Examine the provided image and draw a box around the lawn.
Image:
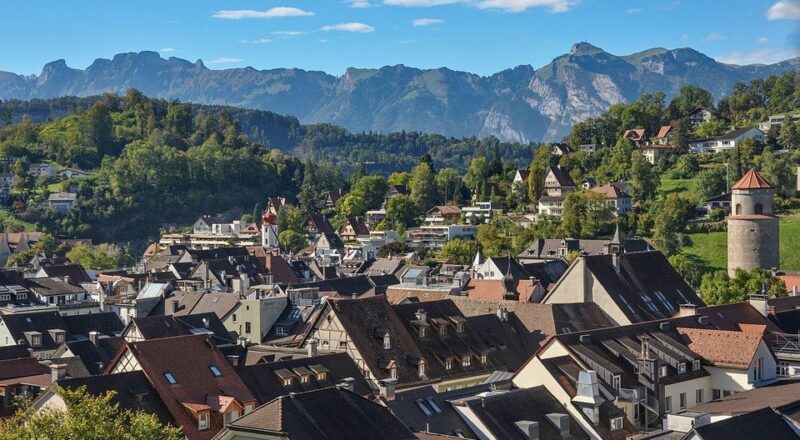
[658,177,695,195]
[682,212,800,272]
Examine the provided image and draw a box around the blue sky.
[1,0,798,76]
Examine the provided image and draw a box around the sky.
[1,0,799,76]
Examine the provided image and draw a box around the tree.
[409,162,439,211]
[335,194,367,218]
[560,190,614,238]
[385,194,419,228]
[693,166,727,200]
[387,172,410,188]
[66,243,132,270]
[279,230,307,253]
[298,159,320,215]
[668,253,704,287]
[438,239,480,265]
[670,154,700,179]
[778,120,800,150]
[435,168,462,205]
[351,175,388,210]
[527,146,554,202]
[666,85,713,121]
[700,268,787,305]
[651,193,695,256]
[694,119,729,138]
[758,146,796,197]
[85,102,115,156]
[0,386,182,440]
[165,101,193,139]
[630,151,658,201]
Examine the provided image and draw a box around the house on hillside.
[537,165,576,218]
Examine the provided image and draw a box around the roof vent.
[579,334,591,344]
[659,322,671,331]
[697,315,710,325]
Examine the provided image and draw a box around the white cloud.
[384,0,578,12]
[208,57,244,64]
[159,48,175,53]
[758,36,769,43]
[625,7,643,14]
[412,17,445,26]
[321,22,375,33]
[702,32,726,42]
[272,31,307,36]
[767,0,800,19]
[212,7,314,20]
[716,47,799,65]
[239,38,272,44]
[348,0,374,7]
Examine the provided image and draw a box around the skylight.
[209,365,222,377]
[164,372,177,384]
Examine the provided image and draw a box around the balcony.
[770,332,800,361]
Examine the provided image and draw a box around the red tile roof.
[590,184,631,200]
[462,279,538,303]
[623,129,646,141]
[656,125,672,138]
[778,275,800,294]
[731,169,772,190]
[677,327,764,369]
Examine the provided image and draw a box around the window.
[275,326,287,336]
[753,357,763,382]
[209,366,222,377]
[164,372,177,385]
[712,389,721,400]
[665,396,672,413]
[232,314,237,322]
[418,327,427,338]
[415,399,433,416]
[224,410,239,426]
[679,393,686,409]
[696,389,704,404]
[244,403,254,414]
[693,359,701,371]
[418,362,426,377]
[610,417,623,431]
[317,371,327,381]
[445,358,453,370]
[245,322,251,334]
[390,367,398,379]
[198,412,209,430]
[438,325,447,336]
[612,375,621,391]
[300,374,310,383]
[282,378,292,386]
[678,362,686,374]
[480,354,488,364]
[722,390,732,398]
[735,204,742,215]
[660,365,668,378]
[778,362,791,376]
[383,334,391,350]
[0,294,9,301]
[338,340,347,350]
[462,355,471,367]
[455,322,464,333]
[55,334,64,343]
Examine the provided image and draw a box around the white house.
[47,192,77,213]
[690,127,765,154]
[590,184,632,216]
[537,165,576,218]
[28,163,56,178]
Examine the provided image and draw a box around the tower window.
[755,203,763,215]
[735,204,742,215]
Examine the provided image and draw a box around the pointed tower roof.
[472,249,483,268]
[610,223,621,245]
[731,169,772,190]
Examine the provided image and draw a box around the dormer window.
[462,355,471,367]
[418,327,427,338]
[480,354,488,364]
[301,374,310,383]
[164,372,177,384]
[418,361,426,378]
[198,411,209,431]
[612,374,621,391]
[390,366,398,379]
[383,333,391,350]
[693,359,701,371]
[678,362,687,374]
[438,325,447,336]
[275,326,287,336]
[445,357,453,370]
[610,417,623,431]
[32,335,41,347]
[660,365,668,378]
[209,365,222,377]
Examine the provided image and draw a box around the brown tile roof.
[385,289,452,304]
[113,335,255,440]
[428,205,462,216]
[461,279,537,302]
[677,327,763,369]
[656,125,672,138]
[778,274,800,293]
[691,380,800,415]
[623,128,646,141]
[698,302,781,332]
[516,169,531,181]
[264,252,301,284]
[767,295,800,313]
[731,169,772,190]
[0,357,45,381]
[590,184,631,200]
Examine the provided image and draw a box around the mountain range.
[1,43,797,142]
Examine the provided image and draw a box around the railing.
[769,332,800,359]
[618,387,640,402]
[642,393,659,413]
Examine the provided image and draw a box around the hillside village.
[0,72,799,439]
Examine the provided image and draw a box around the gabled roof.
[515,169,531,181]
[37,263,92,284]
[225,387,417,440]
[170,291,240,319]
[342,216,370,236]
[677,327,765,369]
[623,128,646,141]
[731,169,772,190]
[545,165,576,188]
[62,312,124,337]
[462,387,590,440]
[322,296,425,385]
[656,125,672,138]
[591,184,631,200]
[692,380,800,416]
[717,127,763,141]
[112,335,255,440]
[60,337,126,375]
[0,311,67,351]
[25,277,85,296]
[236,352,372,404]
[305,214,335,235]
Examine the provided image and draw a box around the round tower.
[727,169,779,276]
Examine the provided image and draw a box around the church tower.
[727,169,779,276]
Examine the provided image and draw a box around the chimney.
[307,338,318,357]
[50,364,67,383]
[415,308,427,323]
[793,284,798,297]
[611,252,620,274]
[171,299,179,314]
[89,331,99,346]
[547,414,570,438]
[239,336,248,348]
[514,421,539,440]
[572,370,603,426]
[338,377,356,392]
[677,304,697,317]
[379,378,397,401]
[202,317,209,328]
[64,275,71,286]
[749,294,768,317]
[227,355,239,367]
